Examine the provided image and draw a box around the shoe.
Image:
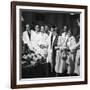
[72,73,79,76]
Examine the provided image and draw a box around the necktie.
[28,31,31,40]
[51,34,53,47]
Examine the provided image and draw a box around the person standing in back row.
[22,24,32,50]
[50,26,58,74]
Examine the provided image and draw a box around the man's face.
[35,25,39,32]
[51,27,54,32]
[45,25,49,31]
[26,24,30,31]
[67,30,71,37]
[41,26,44,33]
[63,26,67,32]
[55,27,57,31]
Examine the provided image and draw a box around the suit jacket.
[51,34,58,48]
[51,34,58,71]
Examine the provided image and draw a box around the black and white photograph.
[21,9,80,78]
[11,1,87,88]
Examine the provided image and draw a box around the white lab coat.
[22,30,35,51]
[38,32,49,58]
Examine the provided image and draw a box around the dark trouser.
[51,48,56,74]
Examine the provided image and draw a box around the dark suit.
[51,34,58,73]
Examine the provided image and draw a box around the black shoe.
[57,73,64,77]
[72,73,79,76]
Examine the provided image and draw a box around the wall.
[0,0,89,90]
[22,11,78,35]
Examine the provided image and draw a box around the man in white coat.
[22,24,34,51]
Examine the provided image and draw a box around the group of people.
[22,23,80,77]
